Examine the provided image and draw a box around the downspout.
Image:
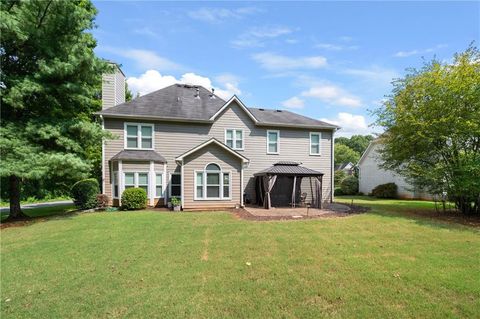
[180,159,185,209]
[331,128,336,203]
[100,115,105,194]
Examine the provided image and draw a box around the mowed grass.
[1,200,479,318]
[0,203,76,221]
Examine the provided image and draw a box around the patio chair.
[299,192,308,207]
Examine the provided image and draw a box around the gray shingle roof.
[98,84,338,129]
[249,108,337,129]
[110,150,167,163]
[254,163,324,176]
[99,84,225,121]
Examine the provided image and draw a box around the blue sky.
[93,1,479,136]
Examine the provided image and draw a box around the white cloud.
[320,112,375,137]
[127,70,240,100]
[99,46,180,71]
[231,26,293,48]
[315,43,359,51]
[188,7,260,24]
[252,52,327,71]
[301,84,361,107]
[281,96,304,109]
[394,44,447,57]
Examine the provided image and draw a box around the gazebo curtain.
[263,175,277,209]
[313,176,323,209]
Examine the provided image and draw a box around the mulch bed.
[233,204,370,222]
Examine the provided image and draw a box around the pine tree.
[1,0,109,219]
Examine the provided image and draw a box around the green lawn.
[1,199,479,318]
[0,203,76,222]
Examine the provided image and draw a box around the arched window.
[206,163,220,171]
[195,163,231,200]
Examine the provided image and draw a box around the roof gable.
[209,95,258,124]
[175,138,250,163]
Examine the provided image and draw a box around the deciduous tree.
[374,45,480,215]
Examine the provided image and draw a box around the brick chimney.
[102,62,126,109]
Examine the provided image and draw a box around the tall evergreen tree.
[1,0,108,219]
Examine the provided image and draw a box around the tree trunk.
[7,175,27,220]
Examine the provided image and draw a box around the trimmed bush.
[71,178,100,209]
[96,194,109,208]
[121,188,147,210]
[340,176,359,195]
[372,183,398,198]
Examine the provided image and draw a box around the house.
[358,139,432,199]
[98,65,338,210]
[335,162,355,175]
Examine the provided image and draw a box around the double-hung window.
[155,173,163,198]
[267,130,280,154]
[195,163,231,200]
[310,132,321,155]
[225,129,244,150]
[124,172,149,193]
[112,172,119,198]
[125,123,153,149]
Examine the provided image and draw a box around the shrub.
[96,194,109,208]
[121,188,147,210]
[170,196,181,207]
[372,183,398,198]
[71,178,100,209]
[340,176,359,195]
[334,188,344,196]
[334,170,347,185]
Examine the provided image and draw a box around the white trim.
[180,162,184,208]
[118,160,123,205]
[154,172,165,199]
[149,161,154,206]
[163,163,167,199]
[123,122,155,150]
[309,132,322,156]
[175,138,249,163]
[209,95,258,123]
[358,140,379,166]
[266,130,280,155]
[331,132,334,203]
[224,128,244,151]
[194,166,232,201]
[101,115,105,193]
[240,164,244,207]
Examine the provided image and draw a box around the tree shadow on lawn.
[360,204,480,230]
[0,204,79,229]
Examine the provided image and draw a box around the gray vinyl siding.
[103,101,334,206]
[183,143,241,209]
[102,65,125,110]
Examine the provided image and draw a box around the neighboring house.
[358,139,432,199]
[98,65,338,209]
[335,162,355,175]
